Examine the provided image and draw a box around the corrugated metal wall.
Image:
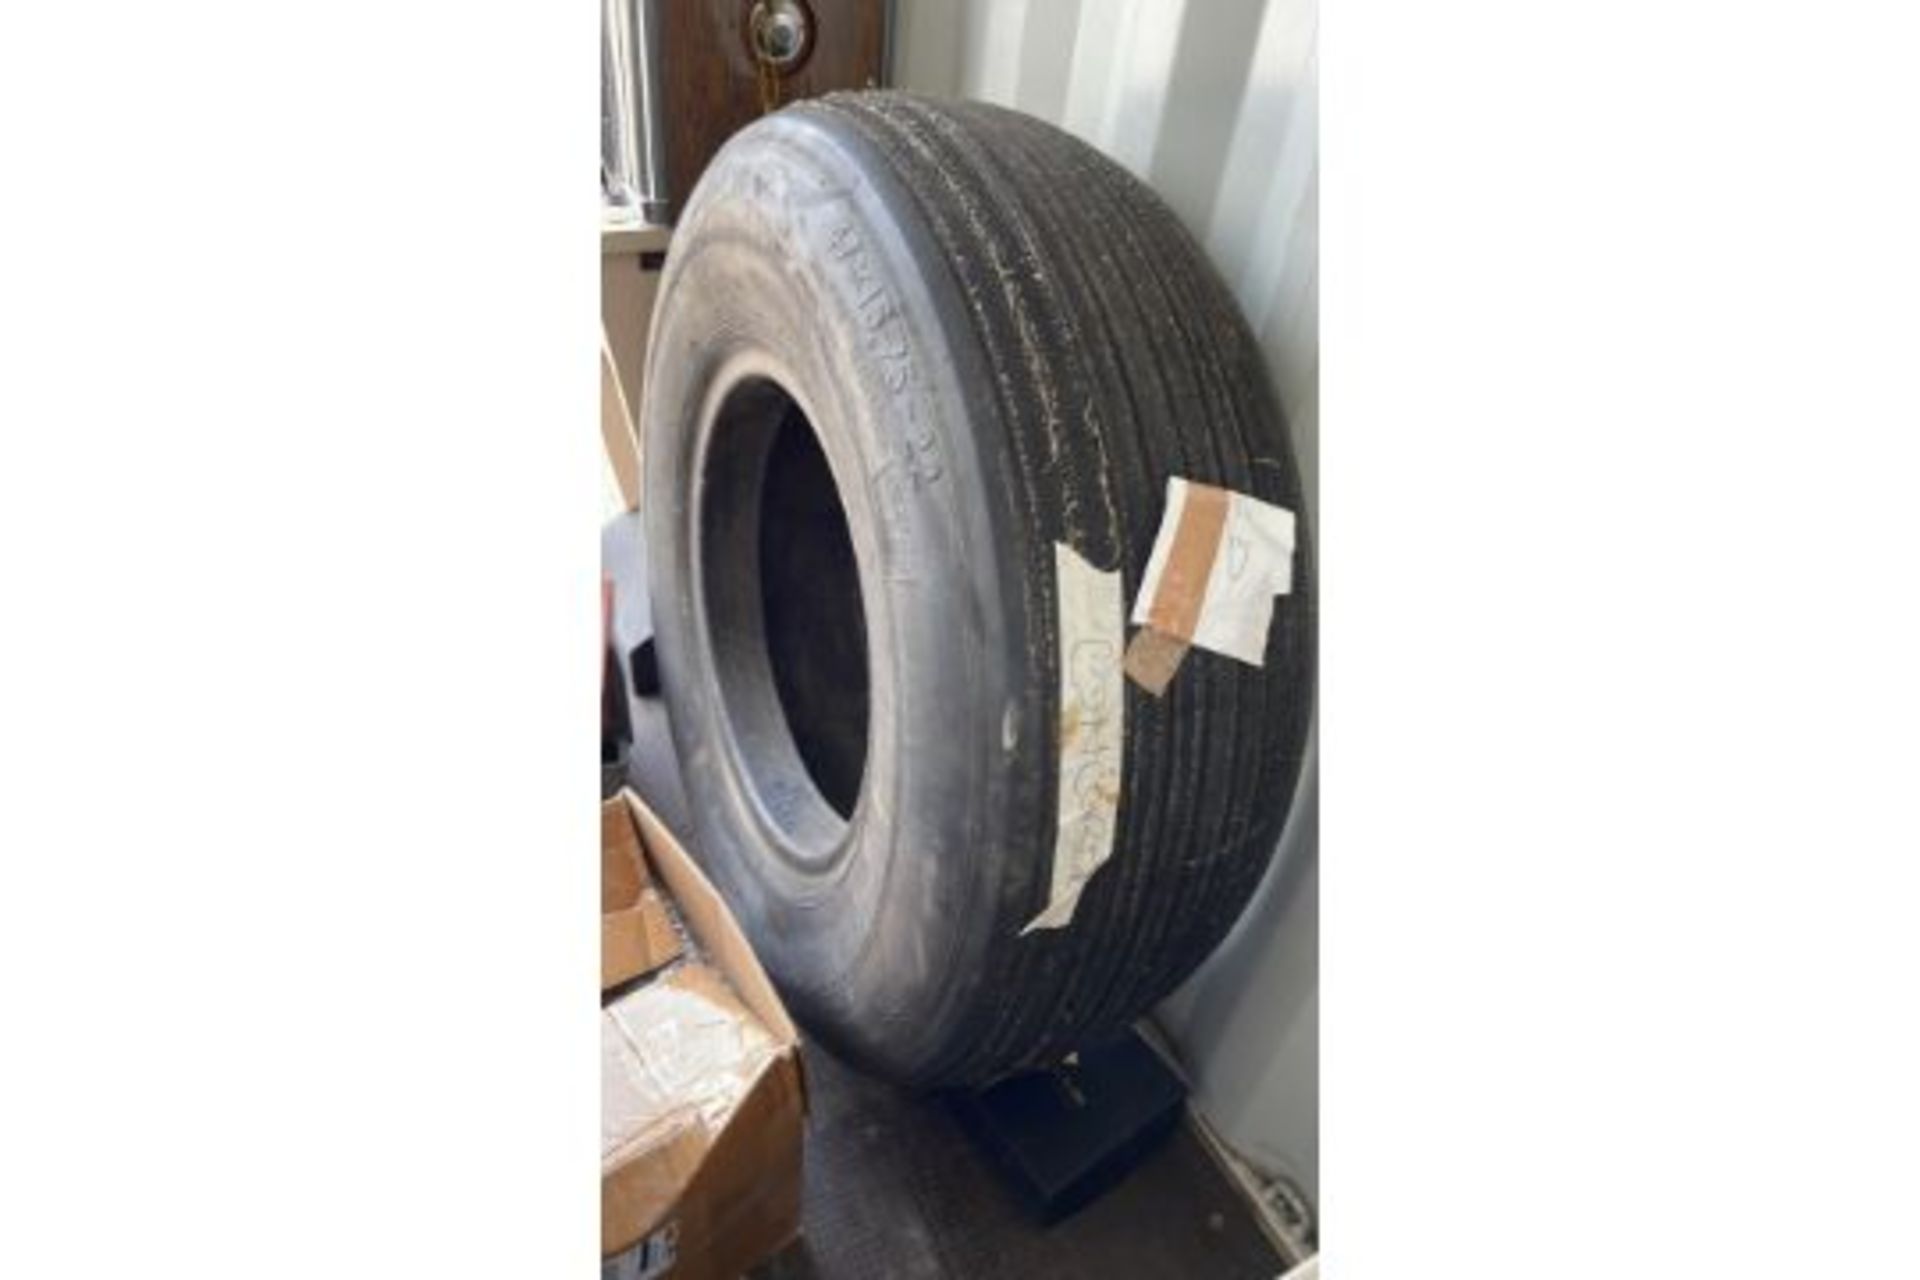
[891,0,1321,1205]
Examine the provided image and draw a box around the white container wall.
[891,0,1321,1205]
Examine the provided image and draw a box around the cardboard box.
[601,798,682,989]
[601,790,806,1277]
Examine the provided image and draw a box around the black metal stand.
[946,1028,1188,1225]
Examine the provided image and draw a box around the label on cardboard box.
[603,1222,678,1280]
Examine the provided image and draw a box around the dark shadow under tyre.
[642,91,1313,1087]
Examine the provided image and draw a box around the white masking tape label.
[1024,543,1126,935]
[1132,477,1296,666]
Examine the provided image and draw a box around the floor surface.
[750,1046,1284,1280]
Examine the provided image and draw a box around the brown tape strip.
[1145,483,1230,639]
[1123,627,1190,697]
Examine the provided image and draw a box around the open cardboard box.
[601,789,807,1277]
[601,795,683,988]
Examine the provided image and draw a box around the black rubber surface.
[642,91,1313,1087]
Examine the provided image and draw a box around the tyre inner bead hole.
[701,378,870,833]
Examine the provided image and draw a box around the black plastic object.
[627,639,660,699]
[946,1029,1188,1224]
[602,513,660,700]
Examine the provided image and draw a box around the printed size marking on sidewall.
[1023,544,1126,935]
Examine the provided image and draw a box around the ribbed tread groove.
[786,92,1313,1083]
